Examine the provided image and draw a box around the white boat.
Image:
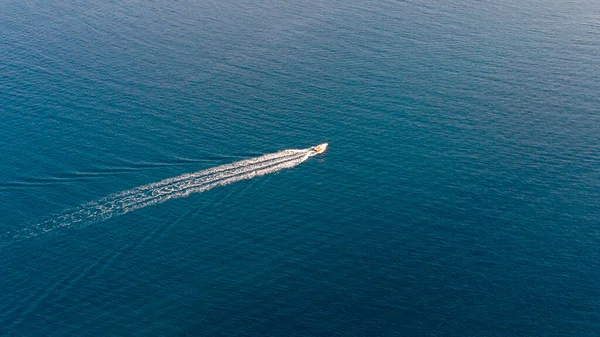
[312,143,328,154]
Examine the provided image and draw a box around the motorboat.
[312,143,328,154]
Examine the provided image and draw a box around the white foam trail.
[3,148,317,242]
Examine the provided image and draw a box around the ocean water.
[1,0,599,335]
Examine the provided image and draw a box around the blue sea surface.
[1,0,599,335]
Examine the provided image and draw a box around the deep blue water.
[2,0,599,335]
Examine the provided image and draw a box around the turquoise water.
[2,0,599,335]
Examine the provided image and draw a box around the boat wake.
[2,147,322,243]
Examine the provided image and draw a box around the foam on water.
[2,148,316,243]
